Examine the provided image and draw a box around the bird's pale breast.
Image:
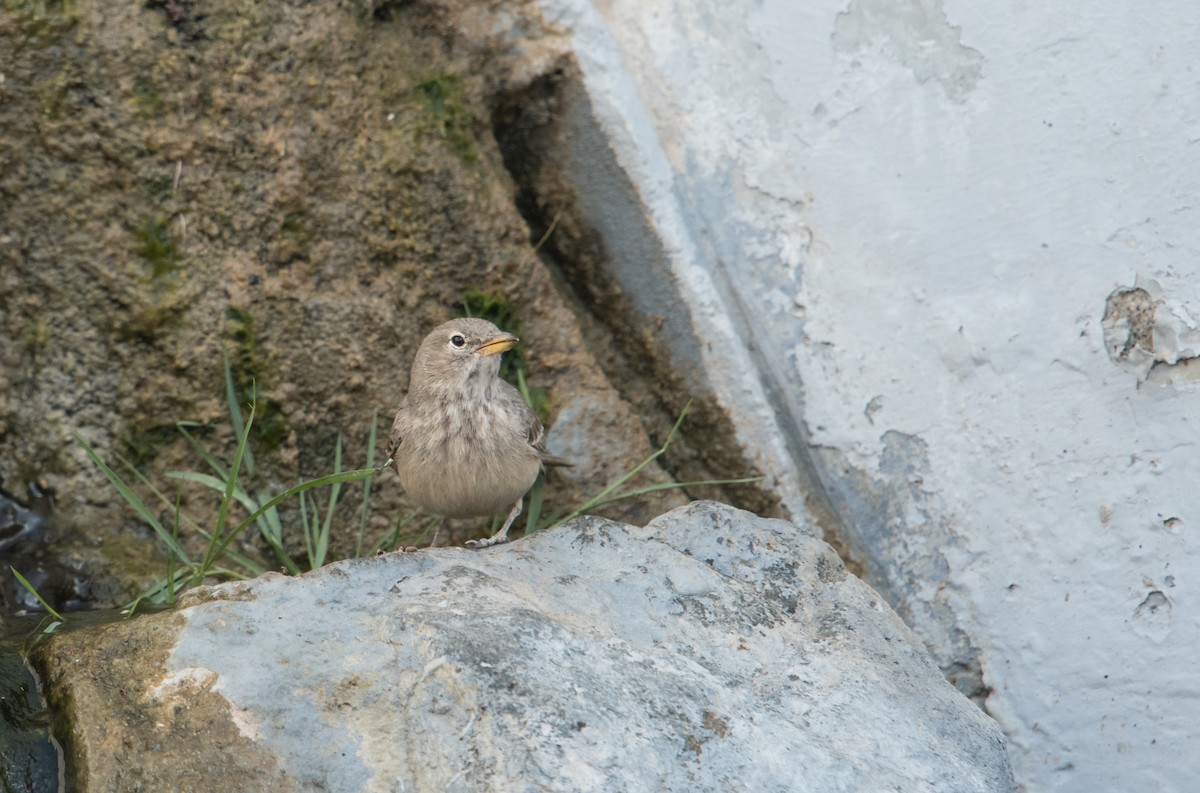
[393,395,540,518]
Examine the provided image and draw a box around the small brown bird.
[386,318,564,548]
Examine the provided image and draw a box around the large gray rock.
[35,502,1013,791]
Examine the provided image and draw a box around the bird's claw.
[465,535,510,550]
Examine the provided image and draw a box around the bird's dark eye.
[450,334,466,348]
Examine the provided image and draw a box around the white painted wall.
[534,0,1200,790]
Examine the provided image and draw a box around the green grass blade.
[546,402,692,527]
[356,411,379,557]
[204,565,255,580]
[125,566,194,615]
[368,508,423,555]
[516,367,532,407]
[314,511,329,569]
[265,534,303,577]
[316,433,344,568]
[223,350,256,476]
[198,395,257,581]
[167,470,258,512]
[556,476,766,525]
[168,469,236,492]
[300,490,315,569]
[524,476,544,534]
[76,434,192,565]
[167,497,182,607]
[238,468,378,532]
[210,468,377,567]
[531,209,562,253]
[237,486,286,554]
[118,455,206,536]
[151,494,264,578]
[176,423,230,481]
[191,539,265,578]
[10,567,66,623]
[185,455,286,560]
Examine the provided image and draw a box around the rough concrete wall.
[537,0,1200,790]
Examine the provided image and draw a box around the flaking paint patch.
[832,0,984,102]
[1102,277,1200,384]
[811,431,989,703]
[1131,590,1171,643]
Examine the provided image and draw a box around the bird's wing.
[523,404,547,453]
[522,402,572,468]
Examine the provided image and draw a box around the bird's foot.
[464,498,522,550]
[465,534,510,550]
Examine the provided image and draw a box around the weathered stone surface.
[33,502,1014,792]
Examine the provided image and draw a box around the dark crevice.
[490,62,782,520]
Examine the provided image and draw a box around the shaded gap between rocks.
[489,62,784,524]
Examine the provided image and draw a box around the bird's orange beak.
[477,334,518,356]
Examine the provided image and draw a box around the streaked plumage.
[387,318,562,547]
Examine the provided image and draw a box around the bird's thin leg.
[428,516,445,548]
[465,498,523,549]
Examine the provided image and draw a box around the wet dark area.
[1,485,87,793]
[1,484,95,617]
[0,622,60,793]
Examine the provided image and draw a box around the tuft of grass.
[133,216,182,279]
[224,307,288,451]
[355,411,378,557]
[20,315,50,354]
[74,352,380,614]
[415,74,477,163]
[277,211,314,262]
[130,77,165,117]
[8,0,79,55]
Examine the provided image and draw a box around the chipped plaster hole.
[1134,590,1169,617]
[1101,282,1200,383]
[1102,287,1155,362]
[1131,590,1171,642]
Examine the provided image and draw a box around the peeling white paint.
[833,0,984,102]
[535,0,1200,790]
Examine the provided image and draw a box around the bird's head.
[409,318,518,394]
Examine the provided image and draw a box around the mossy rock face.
[415,74,479,164]
[0,0,695,605]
